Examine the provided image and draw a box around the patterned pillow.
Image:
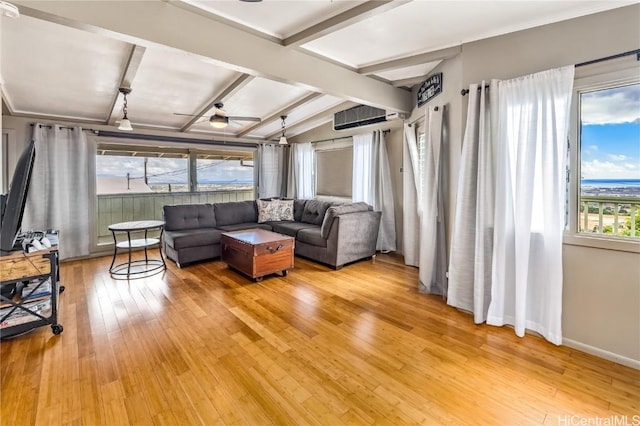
[276,199,294,221]
[257,199,281,223]
[257,199,294,223]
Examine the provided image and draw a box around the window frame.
[564,57,640,253]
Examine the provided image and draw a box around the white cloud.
[582,144,598,156]
[581,159,640,179]
[581,85,640,125]
[607,154,628,161]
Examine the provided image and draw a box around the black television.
[0,140,36,252]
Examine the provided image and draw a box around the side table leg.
[144,229,149,264]
[127,231,132,276]
[159,227,166,270]
[109,230,118,272]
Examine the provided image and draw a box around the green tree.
[624,215,640,237]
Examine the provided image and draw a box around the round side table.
[108,220,166,278]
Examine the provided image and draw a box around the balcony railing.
[96,189,254,245]
[579,195,639,237]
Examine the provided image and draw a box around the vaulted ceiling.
[1,0,634,143]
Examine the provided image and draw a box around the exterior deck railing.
[96,189,254,244]
[579,195,639,237]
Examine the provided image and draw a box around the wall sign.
[417,72,443,107]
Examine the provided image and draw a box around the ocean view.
[581,179,640,197]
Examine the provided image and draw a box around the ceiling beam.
[106,44,146,125]
[283,0,410,47]
[180,74,254,132]
[236,92,323,137]
[359,46,461,75]
[391,75,431,88]
[14,1,412,114]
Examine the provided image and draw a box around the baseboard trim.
[563,338,640,370]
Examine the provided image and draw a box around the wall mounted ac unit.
[333,105,386,131]
[385,111,407,121]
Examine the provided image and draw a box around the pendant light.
[279,115,288,145]
[118,88,133,131]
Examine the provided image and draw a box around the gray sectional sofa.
[162,199,382,270]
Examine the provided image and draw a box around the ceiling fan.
[174,102,261,129]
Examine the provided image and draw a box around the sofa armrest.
[326,210,381,267]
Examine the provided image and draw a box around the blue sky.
[580,83,640,180]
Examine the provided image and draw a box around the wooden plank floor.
[1,251,638,425]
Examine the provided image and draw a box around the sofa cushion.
[293,199,308,222]
[163,204,216,231]
[300,200,333,225]
[214,201,257,226]
[216,222,272,232]
[257,199,294,223]
[296,227,327,248]
[164,228,222,250]
[320,202,372,238]
[269,221,317,238]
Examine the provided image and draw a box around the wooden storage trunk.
[221,229,294,281]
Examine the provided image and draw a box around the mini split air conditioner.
[333,105,387,131]
[385,111,407,121]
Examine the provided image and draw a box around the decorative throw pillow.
[257,199,281,223]
[276,199,294,221]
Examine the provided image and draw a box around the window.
[568,55,640,249]
[196,153,254,192]
[316,146,352,198]
[417,132,426,198]
[96,144,189,194]
[95,144,254,194]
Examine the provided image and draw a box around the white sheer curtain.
[487,66,574,345]
[287,142,314,199]
[402,124,420,266]
[448,81,498,323]
[257,144,287,199]
[352,130,396,252]
[23,124,90,260]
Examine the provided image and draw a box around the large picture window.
[94,142,255,246]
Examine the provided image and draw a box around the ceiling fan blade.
[227,116,261,123]
[173,112,201,117]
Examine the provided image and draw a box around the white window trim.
[564,58,640,253]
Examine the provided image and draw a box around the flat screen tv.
[0,140,36,252]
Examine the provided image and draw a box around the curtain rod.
[29,124,258,148]
[461,49,640,96]
[97,130,258,148]
[31,123,98,132]
[575,48,640,68]
[309,129,391,145]
[461,85,490,96]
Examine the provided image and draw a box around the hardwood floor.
[1,251,638,425]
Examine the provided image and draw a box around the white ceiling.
[1,0,635,143]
